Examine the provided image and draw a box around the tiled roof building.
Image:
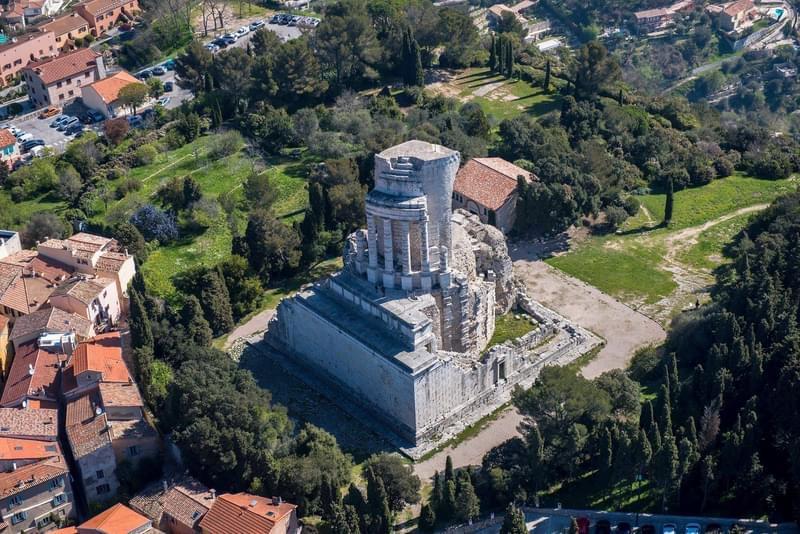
[9,307,95,349]
[199,493,299,534]
[54,502,152,534]
[129,475,214,534]
[0,342,63,408]
[0,407,58,440]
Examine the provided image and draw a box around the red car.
[577,517,591,534]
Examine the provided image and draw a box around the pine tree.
[129,289,153,351]
[444,456,454,484]
[199,267,234,336]
[181,295,213,347]
[418,503,436,532]
[543,59,551,92]
[500,503,526,534]
[454,472,479,522]
[664,177,674,225]
[489,33,497,71]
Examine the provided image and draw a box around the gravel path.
[224,309,275,349]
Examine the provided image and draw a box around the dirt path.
[224,309,275,349]
[641,204,768,323]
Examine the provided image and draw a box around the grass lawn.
[435,68,560,123]
[486,312,536,349]
[545,174,796,310]
[543,470,657,512]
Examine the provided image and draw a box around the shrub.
[207,130,244,160]
[604,205,629,229]
[134,144,158,167]
[628,344,662,382]
[623,196,640,217]
[104,118,130,145]
[115,178,142,199]
[130,204,179,243]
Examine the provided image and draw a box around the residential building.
[129,476,214,534]
[81,70,144,118]
[0,129,19,170]
[198,493,299,534]
[0,453,75,533]
[0,231,21,260]
[711,0,757,31]
[0,340,63,408]
[0,316,9,376]
[54,502,153,534]
[452,157,536,233]
[0,263,59,321]
[0,435,60,472]
[0,0,47,26]
[37,232,136,306]
[0,407,58,441]
[49,276,121,328]
[22,47,103,108]
[36,13,92,51]
[9,307,94,351]
[0,31,57,86]
[74,0,140,37]
[634,7,671,31]
[62,332,129,398]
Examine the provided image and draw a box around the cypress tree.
[603,427,614,471]
[320,474,339,521]
[343,483,367,533]
[411,36,424,87]
[181,295,213,347]
[328,503,350,533]
[664,177,674,225]
[660,383,673,437]
[543,59,551,92]
[344,505,361,534]
[489,33,497,71]
[500,503,527,534]
[654,433,678,511]
[366,468,392,534]
[442,480,457,521]
[401,28,412,84]
[651,421,662,452]
[129,289,153,351]
[617,88,624,105]
[418,503,436,532]
[497,37,505,75]
[641,400,654,432]
[444,455,454,484]
[687,416,699,451]
[431,471,443,515]
[454,472,480,522]
[669,352,680,400]
[505,40,514,78]
[637,428,653,474]
[199,267,234,336]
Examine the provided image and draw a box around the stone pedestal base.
[367,267,379,284]
[420,275,432,291]
[401,275,413,291]
[382,272,395,289]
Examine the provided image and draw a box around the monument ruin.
[265,140,600,457]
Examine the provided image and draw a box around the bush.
[207,130,243,160]
[604,205,629,229]
[115,178,142,199]
[628,344,662,382]
[130,204,179,243]
[134,144,158,167]
[623,196,640,217]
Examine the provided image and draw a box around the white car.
[17,132,33,142]
[236,26,249,36]
[662,525,677,534]
[685,524,701,534]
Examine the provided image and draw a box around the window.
[96,469,104,479]
[10,495,23,507]
[52,493,66,506]
[45,445,56,452]
[36,515,51,528]
[56,81,62,88]
[49,477,62,490]
[128,445,140,457]
[10,511,26,525]
[96,483,111,495]
[85,72,90,78]
[66,78,72,85]
[59,94,64,100]
[68,90,74,97]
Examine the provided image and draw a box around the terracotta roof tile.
[0,455,68,498]
[0,129,16,148]
[129,475,213,531]
[9,307,94,342]
[98,382,142,409]
[77,0,134,16]
[0,250,73,283]
[36,13,89,36]
[78,502,150,533]
[96,251,130,273]
[0,342,62,407]
[65,392,99,427]
[0,407,58,440]
[199,493,296,534]
[71,332,130,383]
[51,277,114,306]
[0,436,60,461]
[84,70,142,105]
[454,158,534,211]
[66,411,110,458]
[25,47,100,85]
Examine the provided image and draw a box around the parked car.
[641,526,657,534]
[204,43,219,53]
[576,517,590,534]
[137,69,152,80]
[65,123,84,135]
[223,32,238,41]
[80,110,105,124]
[212,37,227,47]
[57,117,80,131]
[6,125,21,136]
[270,14,280,23]
[617,522,632,534]
[38,106,59,119]
[22,139,45,152]
[29,145,45,157]
[704,525,723,534]
[288,15,301,26]
[685,524,701,534]
[151,65,166,76]
[662,524,677,534]
[236,26,249,36]
[164,81,174,92]
[595,520,611,534]
[222,36,237,45]
[157,96,171,107]
[51,115,70,128]
[17,132,33,142]
[163,59,175,70]
[128,115,143,127]
[250,19,264,30]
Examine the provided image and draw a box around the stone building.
[266,140,600,454]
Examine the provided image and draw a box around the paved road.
[224,309,275,349]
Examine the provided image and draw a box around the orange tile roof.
[71,331,130,383]
[66,411,110,458]
[77,0,134,17]
[10,307,95,342]
[199,493,296,534]
[65,392,98,427]
[724,0,753,16]
[51,277,114,306]
[0,455,68,498]
[98,382,143,409]
[0,407,58,440]
[129,476,213,531]
[0,436,60,461]
[0,129,16,148]
[0,250,72,283]
[78,502,150,533]
[454,158,534,211]
[85,70,142,105]
[26,47,100,85]
[36,13,89,36]
[0,342,62,407]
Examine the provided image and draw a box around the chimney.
[11,462,16,471]
[162,480,168,493]
[249,499,257,508]
[27,364,34,376]
[124,248,129,257]
[209,489,216,500]
[271,496,282,506]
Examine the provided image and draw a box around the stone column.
[400,221,411,275]
[419,219,431,273]
[367,214,378,268]
[383,219,394,272]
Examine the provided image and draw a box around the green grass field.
[487,312,536,349]
[546,174,797,310]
